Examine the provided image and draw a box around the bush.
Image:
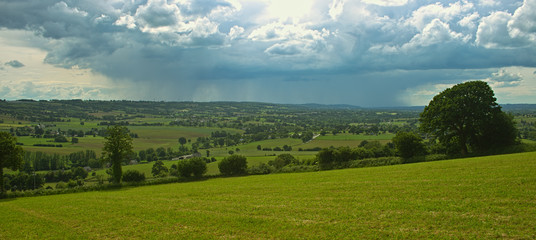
[177,157,207,178]
[392,131,426,159]
[218,155,247,176]
[54,135,68,143]
[122,170,146,182]
[248,163,273,175]
[67,179,84,188]
[55,182,68,189]
[269,153,296,169]
[348,157,403,168]
[72,167,88,179]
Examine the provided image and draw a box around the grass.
[14,126,244,156]
[298,133,394,149]
[1,152,535,239]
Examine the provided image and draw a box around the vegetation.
[0,98,535,196]
[122,170,146,183]
[420,81,517,155]
[0,132,24,195]
[176,157,207,178]
[218,155,248,176]
[102,126,133,184]
[151,160,169,178]
[0,152,534,238]
[392,131,426,159]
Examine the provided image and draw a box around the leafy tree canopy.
[102,126,133,184]
[0,132,24,195]
[392,131,426,159]
[218,155,247,176]
[420,81,517,155]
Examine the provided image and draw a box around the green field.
[300,133,394,149]
[1,152,535,239]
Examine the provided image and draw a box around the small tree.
[102,126,133,184]
[178,137,187,146]
[392,131,426,159]
[0,132,24,195]
[218,155,247,176]
[151,160,169,177]
[72,167,89,179]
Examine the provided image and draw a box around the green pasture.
[299,133,394,149]
[14,126,244,155]
[1,152,535,239]
[316,133,394,141]
[207,138,304,157]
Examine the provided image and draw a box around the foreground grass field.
[1,152,535,239]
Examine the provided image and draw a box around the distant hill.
[501,104,536,112]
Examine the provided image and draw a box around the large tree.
[102,126,133,184]
[0,132,24,195]
[420,81,517,155]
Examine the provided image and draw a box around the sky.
[0,0,535,107]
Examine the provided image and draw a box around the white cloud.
[248,22,331,56]
[478,0,499,6]
[402,19,464,50]
[329,0,345,20]
[476,11,523,48]
[361,0,409,7]
[458,12,480,29]
[508,0,536,42]
[407,1,474,29]
[115,14,137,29]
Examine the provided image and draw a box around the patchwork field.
[1,152,535,239]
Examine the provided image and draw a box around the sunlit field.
[2,152,535,239]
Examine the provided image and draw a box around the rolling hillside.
[1,152,535,239]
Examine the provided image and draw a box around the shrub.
[55,181,68,189]
[269,153,296,169]
[72,167,88,179]
[392,131,426,159]
[54,135,68,143]
[122,170,146,182]
[177,157,207,178]
[218,155,247,176]
[248,163,273,175]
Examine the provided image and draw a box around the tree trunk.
[112,158,122,184]
[459,133,468,156]
[0,166,4,196]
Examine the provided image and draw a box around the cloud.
[476,0,536,49]
[248,22,331,56]
[402,19,465,50]
[407,1,474,29]
[4,60,25,68]
[362,0,408,7]
[0,0,535,106]
[484,69,523,88]
[329,0,345,20]
[508,0,536,42]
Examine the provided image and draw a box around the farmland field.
[1,152,535,239]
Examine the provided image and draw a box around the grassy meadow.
[1,152,535,239]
